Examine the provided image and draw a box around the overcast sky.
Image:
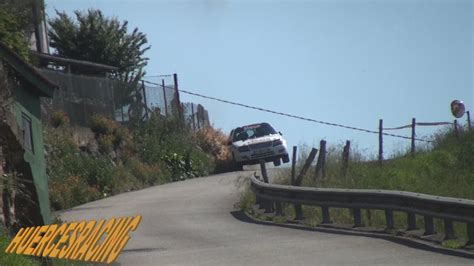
[46,0,473,159]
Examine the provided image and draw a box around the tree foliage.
[48,9,150,82]
[0,0,43,62]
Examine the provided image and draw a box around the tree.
[0,0,44,62]
[48,9,150,82]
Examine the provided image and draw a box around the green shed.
[0,42,56,227]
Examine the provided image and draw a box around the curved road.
[60,171,473,265]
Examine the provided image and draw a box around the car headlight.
[272,140,283,146]
[238,146,250,152]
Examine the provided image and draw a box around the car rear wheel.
[282,154,290,163]
[273,158,281,166]
[235,163,243,171]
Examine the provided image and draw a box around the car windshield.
[233,123,277,142]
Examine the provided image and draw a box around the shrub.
[90,115,116,136]
[50,111,70,128]
[193,127,232,172]
[161,153,196,181]
[49,175,100,210]
[90,115,134,155]
[125,158,169,185]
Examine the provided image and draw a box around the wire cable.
[143,80,436,143]
[144,74,173,78]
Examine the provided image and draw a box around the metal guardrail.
[249,174,474,243]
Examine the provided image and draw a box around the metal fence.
[39,69,210,129]
[250,168,474,245]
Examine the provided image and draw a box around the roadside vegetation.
[0,0,42,62]
[0,229,98,266]
[239,126,474,246]
[45,112,232,210]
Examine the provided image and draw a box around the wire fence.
[39,70,210,130]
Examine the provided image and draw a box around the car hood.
[232,134,282,147]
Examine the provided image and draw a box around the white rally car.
[228,122,290,168]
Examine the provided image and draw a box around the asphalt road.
[60,171,473,265]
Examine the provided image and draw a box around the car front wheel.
[282,154,290,163]
[273,158,281,166]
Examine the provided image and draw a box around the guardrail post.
[275,202,284,216]
[294,205,304,220]
[385,210,394,230]
[322,206,331,224]
[259,161,273,213]
[291,147,303,220]
[467,223,474,245]
[293,148,317,221]
[423,216,436,235]
[353,208,363,227]
[443,219,455,240]
[406,212,417,231]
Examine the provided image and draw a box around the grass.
[0,229,103,265]
[239,126,474,247]
[0,230,39,266]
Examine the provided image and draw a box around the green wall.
[13,85,51,224]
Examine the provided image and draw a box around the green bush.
[124,158,169,185]
[50,111,70,128]
[45,111,232,211]
[49,175,101,210]
[90,115,116,136]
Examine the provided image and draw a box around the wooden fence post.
[294,148,318,221]
[411,118,416,156]
[467,111,472,131]
[454,119,459,138]
[295,148,318,186]
[173,73,184,124]
[291,146,297,186]
[191,103,196,131]
[142,80,149,120]
[378,119,383,164]
[341,140,350,176]
[162,79,168,116]
[314,140,326,180]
